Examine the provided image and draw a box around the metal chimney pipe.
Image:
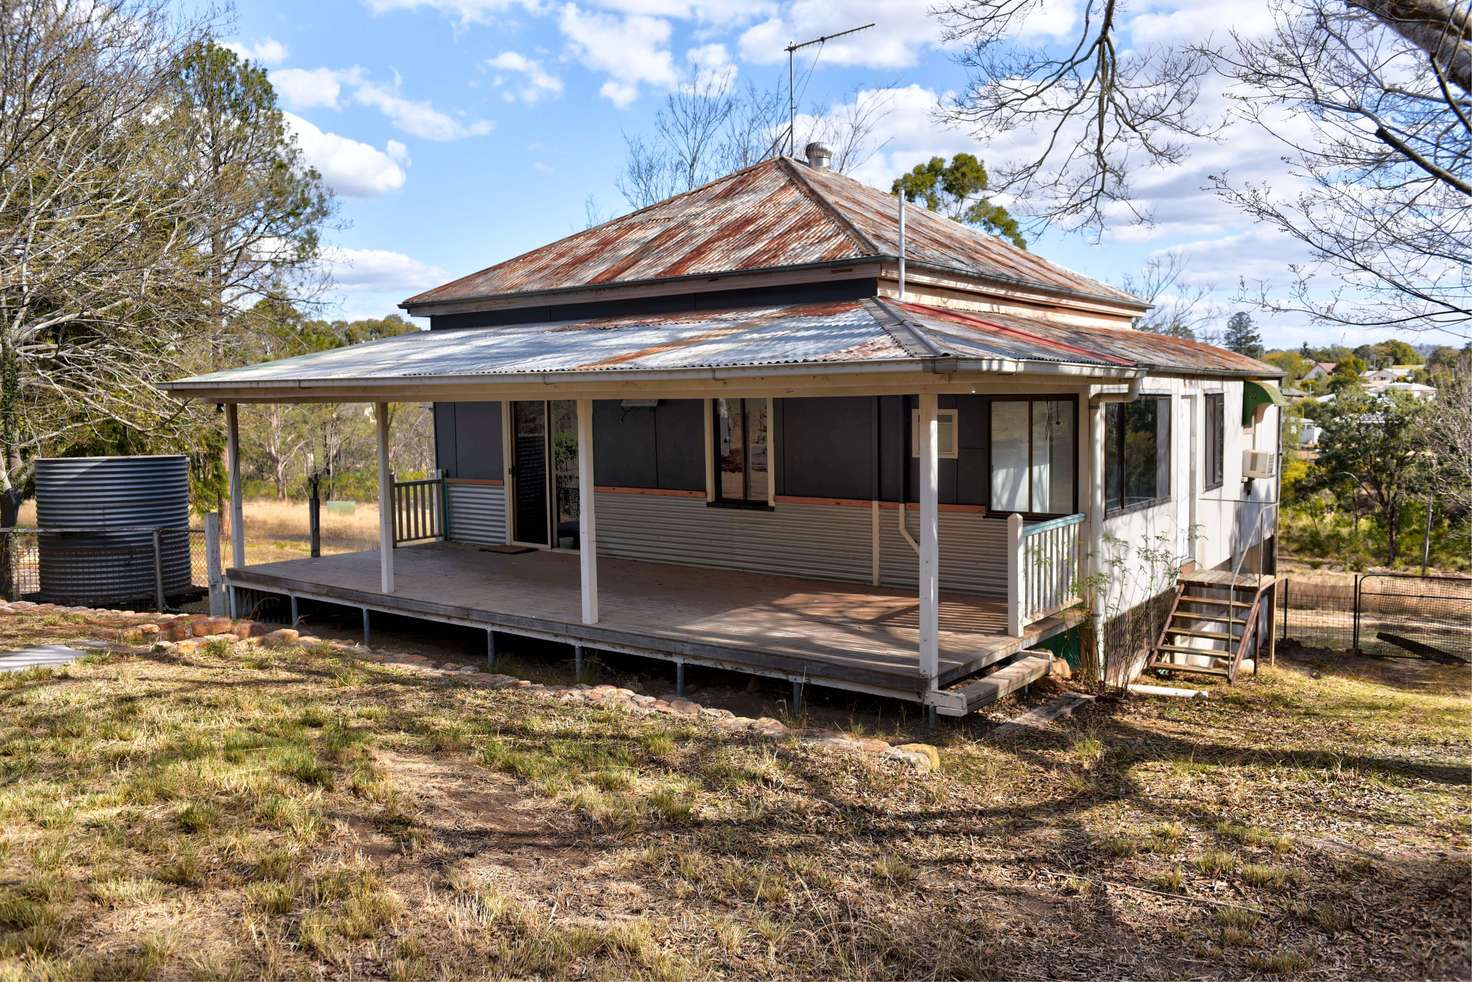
[897,192,907,301]
[804,141,833,169]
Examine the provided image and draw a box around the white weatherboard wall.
[445,484,507,546]
[1098,377,1280,615]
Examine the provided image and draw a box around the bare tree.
[935,0,1219,231]
[1213,0,1471,335]
[617,74,892,208]
[1118,252,1218,339]
[935,0,1472,333]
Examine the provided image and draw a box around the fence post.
[151,529,166,612]
[308,472,321,559]
[1007,512,1025,636]
[1281,577,1289,640]
[204,513,225,617]
[1352,574,1362,653]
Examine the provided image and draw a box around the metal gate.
[1354,573,1472,662]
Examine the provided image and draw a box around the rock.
[668,698,701,716]
[173,640,200,655]
[857,738,892,753]
[808,735,866,753]
[261,628,300,648]
[882,747,933,773]
[752,717,788,738]
[135,624,159,639]
[892,742,940,772]
[699,706,735,720]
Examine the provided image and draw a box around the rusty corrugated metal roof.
[403,157,1143,311]
[891,302,1282,377]
[165,299,1276,399]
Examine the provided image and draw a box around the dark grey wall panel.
[434,401,503,481]
[777,396,877,499]
[653,400,704,491]
[428,279,878,330]
[593,402,658,488]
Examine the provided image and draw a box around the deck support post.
[791,679,803,714]
[917,392,941,691]
[574,644,584,682]
[226,403,245,570]
[289,594,299,627]
[486,629,497,668]
[361,607,371,647]
[577,398,598,625]
[375,403,394,595]
[675,660,685,697]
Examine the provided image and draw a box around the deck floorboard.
[229,543,1078,697]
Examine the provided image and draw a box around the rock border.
[0,600,939,774]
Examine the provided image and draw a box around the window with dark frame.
[1104,396,1171,515]
[988,397,1077,516]
[1204,392,1225,491]
[712,398,769,505]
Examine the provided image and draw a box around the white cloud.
[1127,0,1275,45]
[558,4,677,107]
[283,113,407,197]
[487,51,564,104]
[223,37,288,65]
[271,67,363,110]
[739,1,941,70]
[362,0,536,25]
[353,79,494,140]
[323,245,450,292]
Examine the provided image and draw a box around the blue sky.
[225,0,1390,349]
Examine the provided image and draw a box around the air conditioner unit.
[1242,449,1276,480]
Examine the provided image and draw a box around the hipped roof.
[402,157,1144,313]
[164,299,1279,402]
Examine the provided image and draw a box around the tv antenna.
[785,22,874,157]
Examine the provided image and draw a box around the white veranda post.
[226,403,245,570]
[375,403,394,594]
[918,391,940,688]
[577,398,599,624]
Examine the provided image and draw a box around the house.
[163,147,1284,715]
[1302,361,1336,383]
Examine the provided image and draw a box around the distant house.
[164,148,1285,712]
[1386,381,1436,401]
[1302,361,1336,382]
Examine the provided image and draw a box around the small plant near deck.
[1291,900,1350,933]
[1247,949,1314,975]
[1150,864,1185,891]
[872,855,917,885]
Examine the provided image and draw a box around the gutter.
[160,355,1139,400]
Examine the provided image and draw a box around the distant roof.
[402,157,1142,313]
[165,299,1276,401]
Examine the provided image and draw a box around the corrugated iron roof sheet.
[165,300,1278,397]
[403,158,1142,310]
[892,302,1280,377]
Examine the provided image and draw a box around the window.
[990,398,1076,515]
[1105,396,1171,514]
[712,398,769,505]
[910,409,959,459]
[1204,392,1225,491]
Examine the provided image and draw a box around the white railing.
[1007,512,1087,635]
[391,472,447,546]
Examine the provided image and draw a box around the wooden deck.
[227,542,1080,700]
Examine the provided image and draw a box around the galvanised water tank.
[35,455,192,605]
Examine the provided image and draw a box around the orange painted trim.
[446,477,504,487]
[593,485,707,499]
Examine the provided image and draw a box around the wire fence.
[1278,571,1472,664]
[0,526,215,611]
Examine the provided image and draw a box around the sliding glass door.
[510,400,580,549]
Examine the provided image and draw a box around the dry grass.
[0,611,1466,979]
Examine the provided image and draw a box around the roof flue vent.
[804,141,833,169]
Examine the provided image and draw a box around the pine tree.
[1223,311,1264,359]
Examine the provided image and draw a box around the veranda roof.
[163,299,1279,402]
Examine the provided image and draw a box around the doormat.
[480,545,537,555]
